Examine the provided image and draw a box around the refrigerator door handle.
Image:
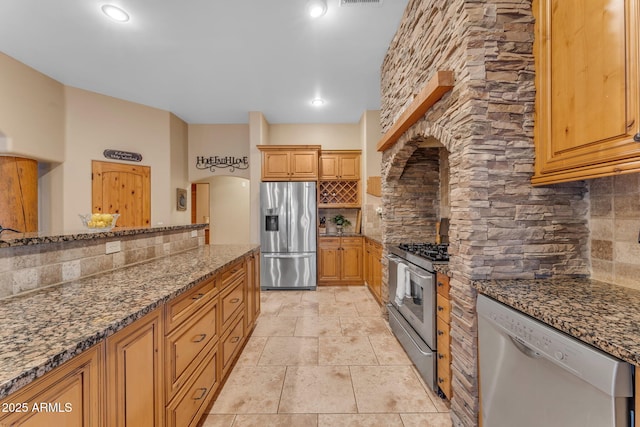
[263,253,314,259]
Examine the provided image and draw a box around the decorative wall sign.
[104,149,143,162]
[195,155,248,173]
[176,188,187,211]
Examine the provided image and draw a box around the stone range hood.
[378,1,590,425]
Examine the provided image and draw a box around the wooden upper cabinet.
[532,0,640,185]
[319,151,361,180]
[258,145,320,181]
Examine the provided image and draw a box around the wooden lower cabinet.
[106,308,164,427]
[363,238,383,304]
[244,252,260,334]
[0,343,104,427]
[318,236,363,285]
[436,273,452,399]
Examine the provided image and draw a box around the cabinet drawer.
[436,294,451,324]
[165,277,217,333]
[436,316,450,354]
[437,357,452,399]
[165,345,219,427]
[166,298,218,400]
[221,313,245,376]
[436,274,450,298]
[221,260,244,289]
[221,278,244,330]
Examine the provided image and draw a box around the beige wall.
[209,176,250,244]
[0,52,65,162]
[170,113,191,225]
[269,123,360,149]
[195,183,210,225]
[188,124,250,182]
[63,86,175,230]
[249,112,270,244]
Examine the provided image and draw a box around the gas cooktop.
[390,242,449,272]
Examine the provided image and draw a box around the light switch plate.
[106,241,121,254]
[191,230,198,238]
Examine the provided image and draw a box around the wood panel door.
[0,156,38,232]
[341,238,363,283]
[92,161,151,227]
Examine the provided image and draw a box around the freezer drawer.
[261,253,317,290]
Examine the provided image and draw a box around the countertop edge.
[0,244,259,399]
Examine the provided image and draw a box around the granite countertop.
[0,223,207,248]
[473,278,640,366]
[320,232,363,237]
[0,243,258,399]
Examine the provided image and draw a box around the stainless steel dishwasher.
[477,295,634,427]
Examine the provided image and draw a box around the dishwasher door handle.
[510,335,542,359]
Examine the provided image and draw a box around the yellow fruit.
[91,213,101,221]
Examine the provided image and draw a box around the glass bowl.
[79,213,120,232]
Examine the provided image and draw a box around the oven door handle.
[388,254,433,279]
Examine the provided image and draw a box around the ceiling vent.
[339,0,383,7]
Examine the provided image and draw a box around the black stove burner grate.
[398,243,449,261]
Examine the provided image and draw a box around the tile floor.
[201,285,452,427]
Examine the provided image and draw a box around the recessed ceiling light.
[101,5,130,22]
[307,0,327,18]
[311,98,325,107]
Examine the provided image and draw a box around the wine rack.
[319,180,359,207]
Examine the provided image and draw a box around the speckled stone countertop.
[473,278,640,366]
[0,243,258,399]
[0,223,207,248]
[320,232,363,237]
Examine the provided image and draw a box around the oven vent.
[339,0,383,7]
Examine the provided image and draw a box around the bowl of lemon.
[79,213,120,231]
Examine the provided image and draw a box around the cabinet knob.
[437,282,443,287]
[230,336,240,344]
[193,387,208,400]
[192,333,207,343]
[634,133,640,142]
[437,305,444,311]
[192,293,205,300]
[437,329,444,336]
[437,353,444,360]
[438,377,445,384]
[230,297,240,303]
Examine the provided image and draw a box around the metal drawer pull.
[230,298,240,303]
[437,330,444,336]
[192,334,207,343]
[437,353,444,360]
[193,387,208,400]
[191,293,205,300]
[230,336,240,343]
[438,377,445,384]
[437,305,444,311]
[437,282,444,287]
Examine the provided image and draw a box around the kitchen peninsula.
[0,224,259,426]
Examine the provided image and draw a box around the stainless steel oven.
[386,243,448,393]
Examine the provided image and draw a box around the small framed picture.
[176,188,187,211]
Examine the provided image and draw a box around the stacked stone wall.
[380,1,590,425]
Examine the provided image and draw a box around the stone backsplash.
[0,229,205,299]
[590,174,640,289]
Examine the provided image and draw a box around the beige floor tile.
[262,290,304,304]
[350,366,437,413]
[294,316,343,337]
[232,414,318,427]
[252,316,297,337]
[201,414,235,427]
[235,336,267,366]
[302,290,337,304]
[279,366,357,413]
[258,336,319,365]
[318,300,359,316]
[318,336,378,365]
[278,301,319,317]
[354,301,383,316]
[335,287,375,303]
[340,316,392,336]
[211,366,286,414]
[408,366,450,412]
[400,413,453,427]
[318,413,404,427]
[368,335,411,365]
[259,300,283,316]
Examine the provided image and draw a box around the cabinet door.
[319,155,339,179]
[245,254,256,332]
[106,309,164,427]
[253,252,261,322]
[372,244,383,300]
[0,344,104,427]
[337,154,360,180]
[262,151,291,180]
[340,238,363,283]
[318,238,341,283]
[532,0,640,184]
[289,151,318,180]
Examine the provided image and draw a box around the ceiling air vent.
[339,0,383,7]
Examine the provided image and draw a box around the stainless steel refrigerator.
[260,181,317,290]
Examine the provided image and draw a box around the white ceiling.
[0,0,409,124]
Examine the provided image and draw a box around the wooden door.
[92,161,151,227]
[0,156,38,232]
[337,154,360,179]
[106,309,164,427]
[289,151,318,180]
[532,0,640,184]
[253,251,260,320]
[262,151,291,180]
[318,238,340,283]
[341,238,363,283]
[245,254,255,331]
[319,154,339,179]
